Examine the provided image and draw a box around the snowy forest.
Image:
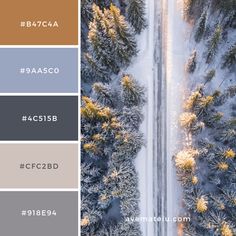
[175,0,236,235]
[81,0,147,235]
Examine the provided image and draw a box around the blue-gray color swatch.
[0,48,78,93]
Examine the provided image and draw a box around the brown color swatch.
[0,0,78,45]
[0,144,78,188]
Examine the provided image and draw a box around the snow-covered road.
[129,0,189,235]
[166,0,190,235]
[127,0,155,234]
[128,0,167,234]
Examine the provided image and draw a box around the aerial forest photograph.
[80,0,236,235]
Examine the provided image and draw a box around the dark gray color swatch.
[0,96,78,140]
[0,192,78,236]
[0,48,78,93]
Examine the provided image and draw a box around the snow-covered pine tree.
[183,88,203,111]
[126,0,147,34]
[211,0,236,16]
[85,4,137,81]
[121,74,145,107]
[204,69,215,85]
[120,106,144,130]
[81,0,93,25]
[184,188,209,214]
[81,162,104,235]
[86,4,119,79]
[222,42,236,69]
[216,128,236,145]
[93,82,114,107]
[81,96,102,121]
[186,50,197,73]
[95,222,141,236]
[108,4,138,67]
[115,130,143,157]
[223,10,236,29]
[203,211,235,236]
[214,86,236,106]
[94,0,112,9]
[195,11,207,42]
[179,112,204,134]
[83,53,110,82]
[206,24,222,63]
[204,112,223,128]
[221,188,236,208]
[183,222,198,236]
[175,147,199,171]
[195,95,215,117]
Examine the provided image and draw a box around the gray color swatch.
[0,48,78,93]
[0,192,78,236]
[0,96,78,140]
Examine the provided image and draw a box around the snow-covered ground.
[166,0,191,235]
[127,0,155,235]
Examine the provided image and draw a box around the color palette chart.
[0,1,78,235]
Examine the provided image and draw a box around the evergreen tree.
[81,0,93,26]
[195,11,207,42]
[120,106,144,130]
[85,4,137,81]
[126,0,147,34]
[186,50,197,73]
[93,82,114,107]
[214,86,236,106]
[86,4,119,78]
[108,4,137,66]
[183,88,203,111]
[81,162,104,235]
[84,53,110,81]
[217,129,236,144]
[205,112,223,128]
[184,222,198,236]
[206,24,222,63]
[179,112,204,134]
[184,188,208,214]
[115,130,143,157]
[105,221,142,236]
[195,95,215,117]
[223,11,236,29]
[221,189,236,208]
[175,147,199,171]
[94,0,112,9]
[211,0,236,17]
[121,74,145,107]
[222,43,236,69]
[203,211,235,236]
[204,69,215,85]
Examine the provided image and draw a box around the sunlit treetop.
[221,222,233,236]
[196,196,208,213]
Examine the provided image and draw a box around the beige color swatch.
[0,144,78,188]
